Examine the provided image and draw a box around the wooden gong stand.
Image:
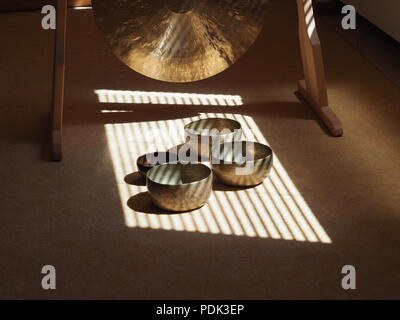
[51,0,343,161]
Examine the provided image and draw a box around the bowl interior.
[213,141,272,163]
[147,163,211,185]
[184,118,241,136]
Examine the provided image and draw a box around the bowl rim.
[184,117,242,137]
[136,151,178,169]
[146,162,212,186]
[211,141,273,164]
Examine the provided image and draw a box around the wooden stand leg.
[296,0,343,137]
[51,0,67,161]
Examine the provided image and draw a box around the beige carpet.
[0,0,400,299]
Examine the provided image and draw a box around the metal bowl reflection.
[184,118,242,160]
[211,141,273,187]
[137,151,178,177]
[146,162,212,212]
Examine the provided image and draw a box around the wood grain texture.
[51,0,67,161]
[296,0,343,136]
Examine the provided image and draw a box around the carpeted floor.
[0,0,399,299]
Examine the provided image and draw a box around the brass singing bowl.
[92,0,269,82]
[184,118,242,160]
[146,163,212,211]
[137,151,178,177]
[211,141,273,187]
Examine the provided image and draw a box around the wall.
[342,0,400,41]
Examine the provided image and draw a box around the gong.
[92,0,270,82]
[51,0,342,161]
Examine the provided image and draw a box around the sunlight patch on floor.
[95,89,243,106]
[103,94,331,243]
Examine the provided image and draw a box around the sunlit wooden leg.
[296,0,343,137]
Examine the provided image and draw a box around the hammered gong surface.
[92,0,269,82]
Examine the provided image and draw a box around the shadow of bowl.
[127,192,200,215]
[127,192,166,214]
[124,171,146,186]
